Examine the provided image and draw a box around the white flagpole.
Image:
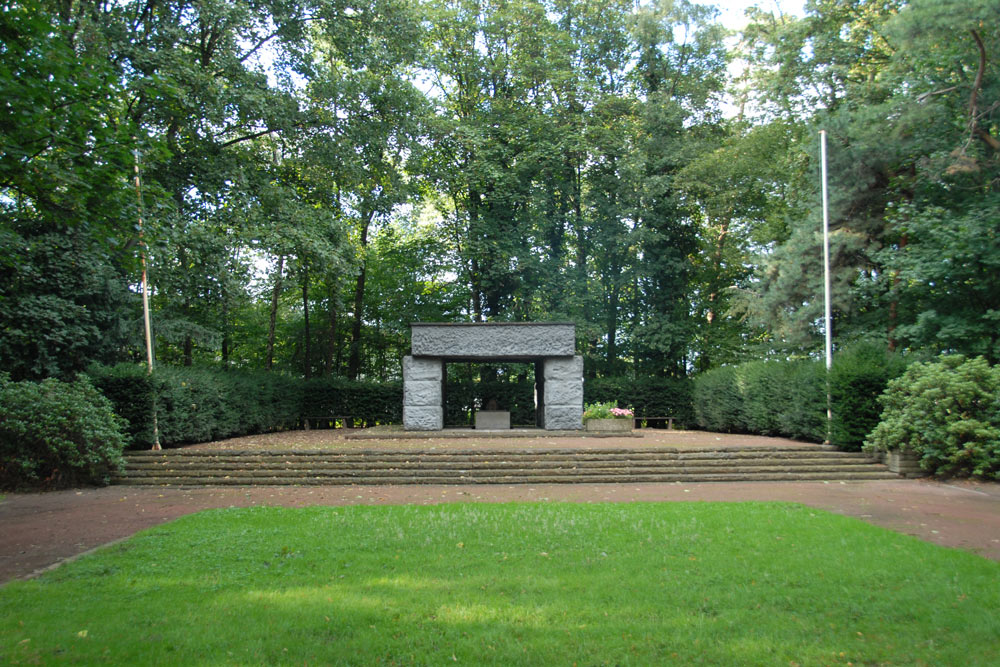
[820,130,833,441]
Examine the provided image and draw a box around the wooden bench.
[634,416,675,430]
[303,416,355,430]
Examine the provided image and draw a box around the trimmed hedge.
[89,365,303,449]
[865,355,1000,479]
[444,380,536,426]
[693,344,907,449]
[0,373,126,489]
[585,376,694,428]
[301,377,402,427]
[89,365,694,449]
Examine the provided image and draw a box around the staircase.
[114,446,899,486]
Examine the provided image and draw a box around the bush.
[0,373,126,489]
[301,377,402,427]
[828,343,909,450]
[865,355,1000,479]
[693,347,907,448]
[693,360,826,441]
[444,379,535,426]
[585,376,694,427]
[89,365,303,448]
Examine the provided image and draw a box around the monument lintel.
[403,322,583,431]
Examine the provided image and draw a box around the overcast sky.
[716,0,805,31]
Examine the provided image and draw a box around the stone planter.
[584,418,633,433]
[886,450,927,477]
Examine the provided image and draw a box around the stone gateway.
[402,322,584,431]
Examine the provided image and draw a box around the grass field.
[2,502,998,665]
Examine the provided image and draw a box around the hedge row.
[584,376,694,427]
[692,344,908,449]
[0,373,126,489]
[437,376,694,427]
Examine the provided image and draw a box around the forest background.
[2,0,998,391]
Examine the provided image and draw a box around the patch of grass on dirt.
[2,502,998,665]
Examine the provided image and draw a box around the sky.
[716,0,805,31]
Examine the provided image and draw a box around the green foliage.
[695,346,908,448]
[581,402,632,420]
[0,373,126,489]
[694,360,824,443]
[828,343,909,450]
[90,365,302,449]
[865,355,1000,479]
[585,376,694,427]
[300,377,402,427]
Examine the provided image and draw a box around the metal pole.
[820,130,833,442]
[134,142,161,450]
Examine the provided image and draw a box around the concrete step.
[113,470,900,486]
[114,445,899,486]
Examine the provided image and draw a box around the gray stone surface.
[543,355,584,382]
[403,405,443,431]
[544,379,583,406]
[475,411,511,430]
[402,356,443,381]
[411,323,575,359]
[403,380,442,407]
[543,405,583,430]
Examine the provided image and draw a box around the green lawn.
[2,502,998,665]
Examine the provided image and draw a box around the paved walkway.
[3,478,999,583]
[3,431,999,583]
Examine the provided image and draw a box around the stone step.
[115,446,898,486]
[119,461,889,478]
[122,456,875,473]
[113,470,900,486]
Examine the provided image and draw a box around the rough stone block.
[403,380,442,406]
[475,410,510,430]
[403,356,443,381]
[544,379,583,406]
[544,405,583,430]
[543,355,584,382]
[404,405,443,431]
[411,323,575,359]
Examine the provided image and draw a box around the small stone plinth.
[887,450,927,477]
[585,419,633,433]
[475,411,511,430]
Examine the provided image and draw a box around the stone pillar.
[403,356,444,430]
[542,355,583,430]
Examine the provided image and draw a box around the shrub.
[693,361,825,440]
[828,343,909,450]
[692,366,742,432]
[444,379,535,426]
[585,376,694,427]
[0,373,126,489]
[302,377,402,427]
[693,348,906,448]
[89,365,303,448]
[865,355,1000,479]
[582,402,633,420]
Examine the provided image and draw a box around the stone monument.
[402,322,583,431]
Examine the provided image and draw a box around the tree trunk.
[302,261,311,380]
[325,285,338,376]
[348,209,375,380]
[266,255,284,371]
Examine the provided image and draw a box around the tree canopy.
[2,0,997,382]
